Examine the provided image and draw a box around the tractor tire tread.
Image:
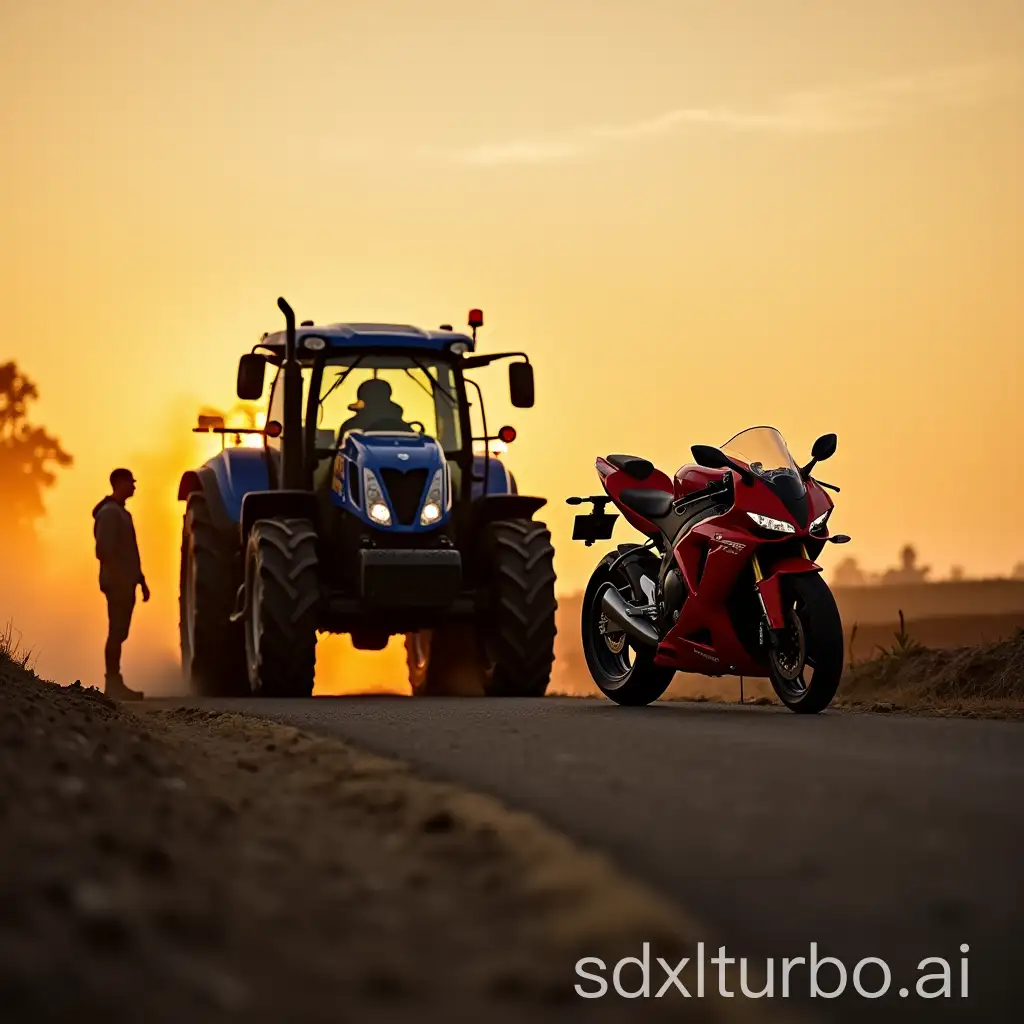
[246,518,319,697]
[484,519,557,697]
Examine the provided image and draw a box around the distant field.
[832,579,1024,624]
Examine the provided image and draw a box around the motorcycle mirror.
[691,444,729,469]
[692,444,755,486]
[801,433,838,480]
[811,433,838,462]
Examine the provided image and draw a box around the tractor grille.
[348,461,360,505]
[380,467,429,526]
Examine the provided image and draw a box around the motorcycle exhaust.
[600,583,660,647]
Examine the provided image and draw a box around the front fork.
[752,547,811,648]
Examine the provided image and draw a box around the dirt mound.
[0,653,766,1023]
[838,629,1024,715]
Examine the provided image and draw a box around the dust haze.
[0,398,412,696]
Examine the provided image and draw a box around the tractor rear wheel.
[405,631,432,694]
[405,627,488,696]
[244,518,319,697]
[179,493,246,696]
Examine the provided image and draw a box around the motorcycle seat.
[619,488,673,518]
[606,454,655,480]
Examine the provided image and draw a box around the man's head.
[348,378,394,413]
[110,468,136,502]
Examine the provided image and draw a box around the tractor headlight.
[809,510,831,534]
[746,512,796,534]
[363,469,392,527]
[420,467,446,526]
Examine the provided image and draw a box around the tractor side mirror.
[509,361,535,408]
[237,354,266,400]
[811,433,838,462]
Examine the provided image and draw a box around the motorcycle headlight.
[363,469,392,527]
[747,511,796,534]
[420,467,446,526]
[809,510,831,534]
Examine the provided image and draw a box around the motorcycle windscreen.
[721,426,808,527]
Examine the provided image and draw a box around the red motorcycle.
[570,427,851,713]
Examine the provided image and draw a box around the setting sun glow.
[2,0,1022,688]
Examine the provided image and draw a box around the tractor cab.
[269,349,462,503]
[239,317,533,531]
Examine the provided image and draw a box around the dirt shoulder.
[0,661,769,1024]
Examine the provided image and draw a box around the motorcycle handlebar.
[811,477,841,493]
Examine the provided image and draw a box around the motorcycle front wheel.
[767,573,844,713]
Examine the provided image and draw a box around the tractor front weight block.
[358,548,463,609]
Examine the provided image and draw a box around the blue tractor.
[177,298,556,698]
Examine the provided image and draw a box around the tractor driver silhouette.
[339,378,412,435]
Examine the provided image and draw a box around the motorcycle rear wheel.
[767,573,844,713]
[582,559,674,706]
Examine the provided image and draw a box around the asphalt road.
[150,697,1023,1022]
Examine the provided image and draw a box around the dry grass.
[0,619,38,676]
[837,627,1024,718]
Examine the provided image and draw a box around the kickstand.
[739,675,744,704]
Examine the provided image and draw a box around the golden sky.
[2,0,1023,682]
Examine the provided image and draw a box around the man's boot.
[104,672,144,701]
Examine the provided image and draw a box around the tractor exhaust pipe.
[277,296,304,490]
[600,583,660,647]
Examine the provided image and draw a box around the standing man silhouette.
[92,468,149,699]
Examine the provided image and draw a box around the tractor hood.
[331,430,450,532]
[350,431,442,471]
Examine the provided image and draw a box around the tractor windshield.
[314,353,462,454]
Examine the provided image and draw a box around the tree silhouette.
[881,544,930,585]
[833,556,868,587]
[0,362,73,535]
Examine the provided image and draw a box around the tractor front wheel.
[480,518,557,696]
[244,518,319,697]
[404,518,557,697]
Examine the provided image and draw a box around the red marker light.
[265,420,283,438]
[468,308,484,329]
[498,425,516,443]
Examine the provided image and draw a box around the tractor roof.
[259,323,476,355]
